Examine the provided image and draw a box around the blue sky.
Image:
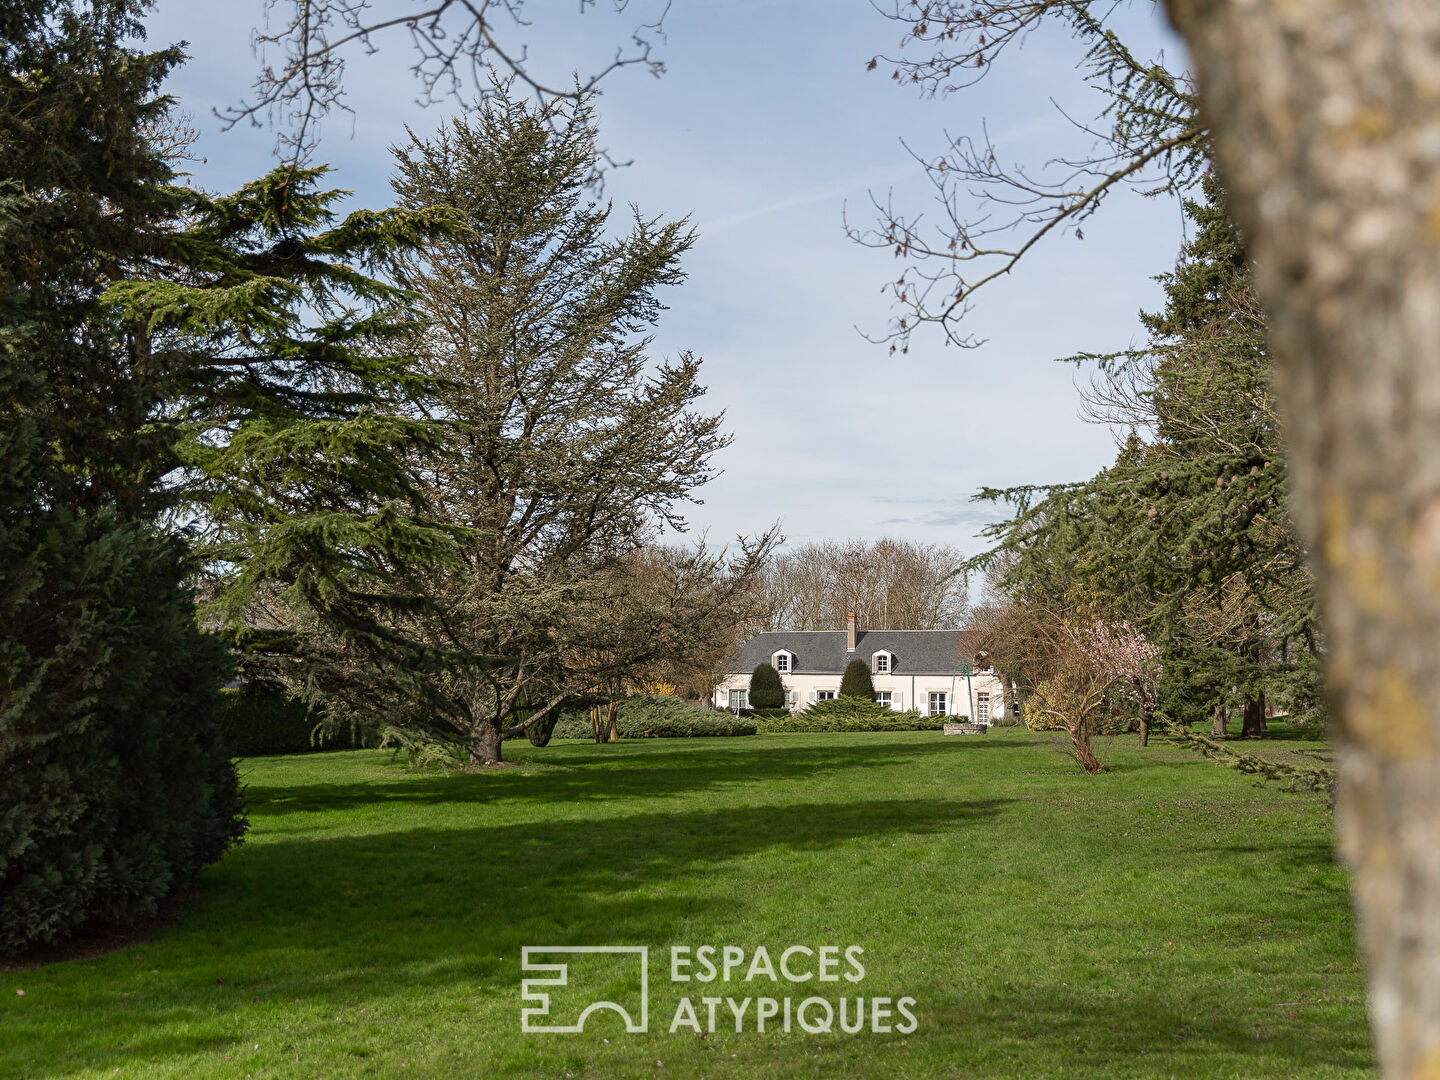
[147,0,1189,555]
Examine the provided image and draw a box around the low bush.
[553,695,756,739]
[221,686,370,757]
[754,696,947,733]
[744,707,793,721]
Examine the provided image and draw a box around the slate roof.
[728,629,985,676]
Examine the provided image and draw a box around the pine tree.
[372,90,732,763]
[105,165,462,725]
[748,663,786,710]
[1126,175,1316,734]
[839,658,877,699]
[3,1,453,953]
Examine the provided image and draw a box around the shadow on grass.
[241,736,1021,817]
[11,792,1012,1078]
[5,735,1367,1080]
[930,980,1373,1077]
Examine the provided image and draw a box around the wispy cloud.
[702,164,916,234]
[148,0,1181,554]
[877,502,1002,530]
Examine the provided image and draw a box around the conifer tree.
[371,89,739,764]
[2,1,456,951]
[106,165,463,724]
[748,663,786,711]
[0,0,244,953]
[839,658,877,699]
[975,178,1318,735]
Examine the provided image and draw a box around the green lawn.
[1,731,1374,1078]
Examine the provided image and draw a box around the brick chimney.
[846,610,857,652]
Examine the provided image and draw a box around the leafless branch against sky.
[221,0,671,162]
[850,0,1204,352]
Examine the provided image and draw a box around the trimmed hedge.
[839,658,876,699]
[754,696,947,733]
[748,662,786,709]
[221,686,370,757]
[553,695,756,739]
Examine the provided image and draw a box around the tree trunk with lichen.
[1165,0,1440,1071]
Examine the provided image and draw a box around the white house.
[714,614,1007,721]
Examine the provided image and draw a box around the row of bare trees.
[742,537,969,638]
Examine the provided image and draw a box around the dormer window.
[872,650,894,674]
[773,649,794,673]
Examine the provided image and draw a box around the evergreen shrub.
[0,528,246,955]
[839,658,876,698]
[747,663,786,709]
[553,695,756,738]
[755,696,946,733]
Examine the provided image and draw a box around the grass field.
[0,730,1374,1079]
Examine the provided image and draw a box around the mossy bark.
[1166,0,1440,1069]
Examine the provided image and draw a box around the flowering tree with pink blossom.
[981,603,1161,773]
[1088,621,1163,746]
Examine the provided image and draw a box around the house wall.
[713,669,1008,719]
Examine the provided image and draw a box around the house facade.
[715,615,1007,721]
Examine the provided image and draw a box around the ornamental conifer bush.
[839,658,877,699]
[748,662,787,710]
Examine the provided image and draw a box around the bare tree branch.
[222,0,670,163]
[854,0,1206,349]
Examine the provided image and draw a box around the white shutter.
[892,691,903,711]
[808,690,817,705]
